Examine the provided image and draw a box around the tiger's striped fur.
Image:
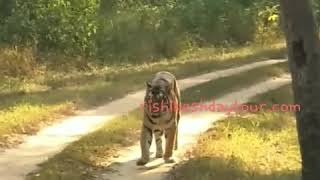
[136,71,181,166]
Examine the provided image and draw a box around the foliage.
[253,1,281,43]
[0,0,99,55]
[176,0,255,45]
[0,0,290,64]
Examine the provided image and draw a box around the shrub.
[0,0,290,65]
[0,46,37,77]
[1,0,99,55]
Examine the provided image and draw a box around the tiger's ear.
[146,81,152,88]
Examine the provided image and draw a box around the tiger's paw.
[136,158,149,166]
[164,157,175,164]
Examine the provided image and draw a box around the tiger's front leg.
[154,129,164,158]
[136,125,153,166]
[164,126,177,163]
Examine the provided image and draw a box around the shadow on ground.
[167,156,300,180]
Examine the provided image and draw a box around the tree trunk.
[280,0,320,179]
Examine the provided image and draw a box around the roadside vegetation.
[0,0,289,147]
[0,0,283,63]
[168,85,301,180]
[27,62,289,180]
[0,42,285,148]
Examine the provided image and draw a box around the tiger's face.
[145,80,171,118]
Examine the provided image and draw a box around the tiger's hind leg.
[137,125,153,166]
[154,129,163,158]
[164,126,177,163]
[174,127,178,150]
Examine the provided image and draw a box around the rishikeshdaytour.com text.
[141,99,301,114]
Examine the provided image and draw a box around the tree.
[280,0,320,179]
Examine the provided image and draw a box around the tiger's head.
[145,79,172,118]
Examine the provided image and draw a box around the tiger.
[136,71,181,166]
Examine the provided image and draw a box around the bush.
[0,0,289,65]
[96,3,185,63]
[252,1,281,44]
[0,46,37,77]
[176,0,256,45]
[1,0,99,55]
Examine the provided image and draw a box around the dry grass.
[0,47,39,77]
[168,85,301,180]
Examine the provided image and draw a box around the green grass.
[27,61,289,180]
[0,42,286,148]
[168,85,301,180]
